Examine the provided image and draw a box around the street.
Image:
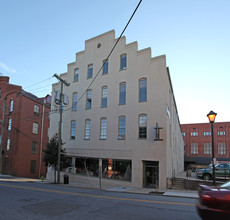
[0,179,201,220]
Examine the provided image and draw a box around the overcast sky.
[0,0,229,124]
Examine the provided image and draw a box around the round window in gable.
[97,43,101,48]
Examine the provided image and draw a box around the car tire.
[203,174,212,180]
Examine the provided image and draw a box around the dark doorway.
[143,161,159,188]
[4,157,8,173]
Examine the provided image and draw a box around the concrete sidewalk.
[0,174,198,199]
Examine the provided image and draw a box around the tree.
[43,135,67,183]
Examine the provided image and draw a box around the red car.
[196,181,230,219]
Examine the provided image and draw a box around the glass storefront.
[102,159,131,181]
[72,157,132,181]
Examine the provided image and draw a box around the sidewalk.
[0,174,198,199]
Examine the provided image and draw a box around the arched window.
[119,82,126,105]
[118,116,126,140]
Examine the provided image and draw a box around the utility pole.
[53,74,70,184]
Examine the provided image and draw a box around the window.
[204,131,211,136]
[118,116,126,140]
[102,59,108,75]
[8,118,12,131]
[32,122,38,134]
[86,90,92,109]
[102,158,131,181]
[70,120,76,139]
[139,78,147,102]
[100,118,107,140]
[191,143,198,154]
[120,54,127,70]
[101,86,108,108]
[191,132,198,136]
[10,99,14,112]
[32,142,37,154]
[6,138,10,151]
[34,105,39,115]
[84,119,91,140]
[74,68,79,82]
[182,132,185,136]
[218,143,226,155]
[218,131,226,136]
[119,82,126,105]
[139,114,147,139]
[204,143,211,154]
[30,160,36,174]
[87,64,93,79]
[72,92,78,111]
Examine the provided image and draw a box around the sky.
[0,0,229,124]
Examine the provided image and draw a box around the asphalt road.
[0,180,201,220]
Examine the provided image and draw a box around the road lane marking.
[0,183,195,207]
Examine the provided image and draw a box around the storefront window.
[73,157,132,181]
[102,159,131,181]
[75,158,99,176]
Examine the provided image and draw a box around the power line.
[24,77,53,89]
[27,84,53,92]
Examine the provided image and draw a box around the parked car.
[196,181,230,219]
[197,163,230,180]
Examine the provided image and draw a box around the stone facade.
[48,30,184,190]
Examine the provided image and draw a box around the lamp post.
[207,110,217,185]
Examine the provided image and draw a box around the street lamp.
[207,110,217,185]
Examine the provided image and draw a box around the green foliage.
[43,135,67,170]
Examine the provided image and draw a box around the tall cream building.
[47,30,184,190]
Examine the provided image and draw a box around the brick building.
[0,76,51,178]
[181,122,230,169]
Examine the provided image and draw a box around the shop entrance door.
[143,161,159,188]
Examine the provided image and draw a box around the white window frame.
[218,142,226,155]
[70,120,76,139]
[204,142,211,154]
[120,54,127,70]
[119,82,126,105]
[139,78,147,102]
[118,116,126,140]
[101,86,108,108]
[102,59,108,75]
[191,143,198,154]
[74,68,79,82]
[100,118,107,140]
[10,99,14,112]
[84,119,91,140]
[32,122,38,134]
[87,64,93,79]
[72,92,78,111]
[8,118,12,131]
[139,114,147,139]
[191,132,198,136]
[86,90,92,109]
[34,105,39,115]
[6,138,10,151]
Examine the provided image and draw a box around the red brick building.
[0,76,51,178]
[181,122,230,169]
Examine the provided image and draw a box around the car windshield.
[220,181,230,189]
